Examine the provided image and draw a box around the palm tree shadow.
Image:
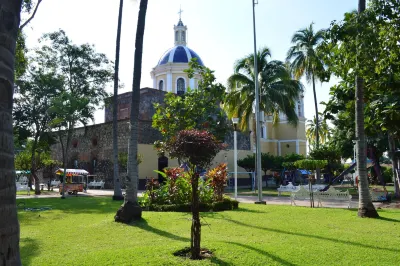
[223,218,400,253]
[227,242,295,266]
[20,237,40,266]
[377,216,400,223]
[130,218,190,242]
[209,256,234,265]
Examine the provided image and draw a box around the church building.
[50,14,306,189]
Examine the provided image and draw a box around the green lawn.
[18,197,400,265]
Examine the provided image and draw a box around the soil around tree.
[114,201,142,223]
[173,247,213,260]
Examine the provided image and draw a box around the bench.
[370,189,391,202]
[51,180,61,188]
[316,187,352,208]
[291,187,352,208]
[16,182,30,195]
[277,182,298,196]
[290,186,314,205]
[88,181,105,189]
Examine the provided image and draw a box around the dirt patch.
[173,247,213,260]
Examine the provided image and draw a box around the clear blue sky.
[24,0,356,124]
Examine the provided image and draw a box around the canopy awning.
[16,170,31,174]
[55,169,89,176]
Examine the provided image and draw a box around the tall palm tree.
[115,0,148,223]
[356,0,378,218]
[306,116,331,149]
[112,0,124,201]
[286,23,325,149]
[0,1,23,264]
[224,47,303,132]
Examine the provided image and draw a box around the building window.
[72,139,78,148]
[159,80,164,91]
[175,31,178,42]
[181,31,185,42]
[120,108,128,119]
[261,126,267,139]
[298,101,302,117]
[177,78,185,95]
[92,138,98,147]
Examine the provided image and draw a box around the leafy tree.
[306,116,331,150]
[15,140,60,176]
[153,59,228,145]
[320,0,400,216]
[237,154,255,184]
[114,0,148,223]
[287,23,327,149]
[224,47,302,131]
[309,145,342,183]
[14,51,63,195]
[43,30,113,199]
[112,0,124,201]
[166,129,225,260]
[0,1,24,264]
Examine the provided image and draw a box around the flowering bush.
[206,163,228,201]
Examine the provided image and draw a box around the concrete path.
[17,189,398,209]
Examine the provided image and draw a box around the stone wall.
[104,88,167,122]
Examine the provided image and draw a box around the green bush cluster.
[145,198,239,212]
[293,159,328,171]
[140,164,238,212]
[381,166,394,184]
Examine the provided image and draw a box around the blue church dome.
[157,45,204,66]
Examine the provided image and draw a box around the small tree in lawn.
[167,129,225,260]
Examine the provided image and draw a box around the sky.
[23,0,357,124]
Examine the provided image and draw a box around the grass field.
[17,197,400,265]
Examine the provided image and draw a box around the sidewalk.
[17,189,398,209]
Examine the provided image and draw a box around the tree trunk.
[115,0,148,223]
[388,133,400,197]
[356,0,378,218]
[190,169,201,260]
[112,0,124,201]
[31,134,40,195]
[0,1,23,265]
[312,73,321,180]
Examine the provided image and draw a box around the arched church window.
[175,31,178,42]
[181,31,186,42]
[159,80,164,91]
[177,78,185,95]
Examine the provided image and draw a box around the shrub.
[206,163,228,201]
[381,166,394,184]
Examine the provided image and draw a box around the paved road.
[17,189,398,209]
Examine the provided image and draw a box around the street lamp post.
[232,118,239,200]
[252,0,265,204]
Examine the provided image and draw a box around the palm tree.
[286,23,325,149]
[112,0,124,201]
[0,1,23,264]
[306,116,331,149]
[224,47,303,132]
[115,0,148,223]
[356,0,378,218]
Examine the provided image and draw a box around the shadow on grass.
[130,218,190,242]
[209,256,234,265]
[377,216,400,223]
[223,218,400,253]
[17,197,122,215]
[228,242,295,266]
[20,237,40,266]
